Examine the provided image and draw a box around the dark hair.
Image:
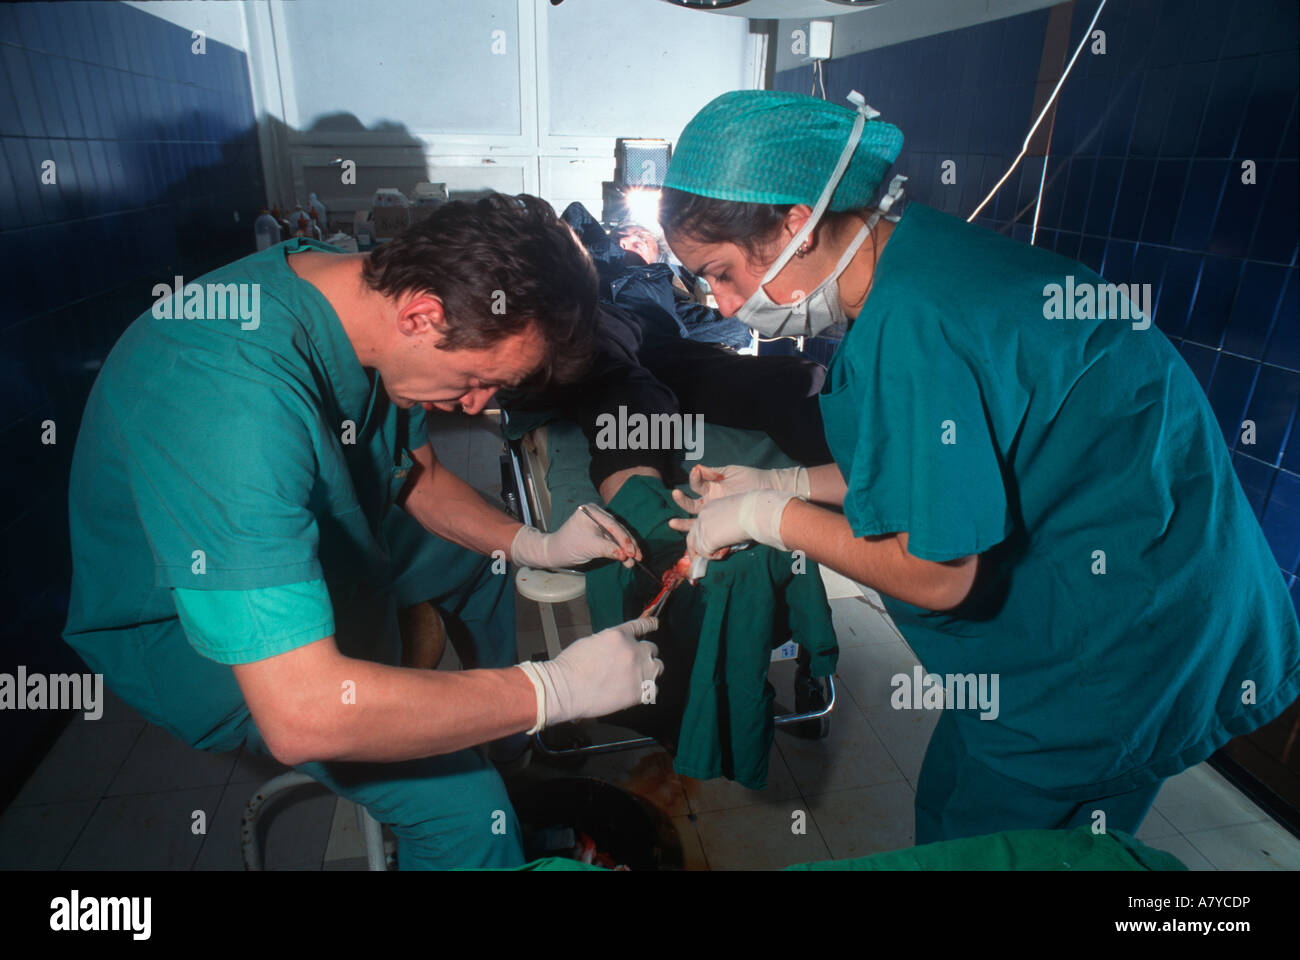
[659,186,793,266]
[361,193,597,385]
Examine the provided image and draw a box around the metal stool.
[241,771,391,871]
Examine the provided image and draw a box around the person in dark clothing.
[501,203,833,503]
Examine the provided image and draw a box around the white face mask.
[734,90,906,339]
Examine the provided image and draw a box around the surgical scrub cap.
[664,90,904,211]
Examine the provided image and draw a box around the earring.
[795,242,809,258]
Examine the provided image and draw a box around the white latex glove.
[667,490,796,558]
[515,617,664,732]
[510,502,641,569]
[671,464,810,515]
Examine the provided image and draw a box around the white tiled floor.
[6,410,1298,871]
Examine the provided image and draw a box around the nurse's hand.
[668,490,796,557]
[515,617,663,730]
[510,502,642,569]
[671,464,809,515]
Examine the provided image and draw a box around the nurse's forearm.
[401,444,522,557]
[805,463,848,507]
[780,499,977,610]
[234,637,536,764]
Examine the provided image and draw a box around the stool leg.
[540,601,563,660]
[355,804,388,872]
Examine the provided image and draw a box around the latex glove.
[510,502,641,569]
[671,464,810,515]
[515,618,663,732]
[668,489,796,558]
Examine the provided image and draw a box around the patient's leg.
[638,335,835,467]
[598,465,663,504]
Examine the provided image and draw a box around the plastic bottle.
[308,208,324,241]
[254,209,280,251]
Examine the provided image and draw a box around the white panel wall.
[131,0,758,220]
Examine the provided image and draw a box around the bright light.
[624,188,662,230]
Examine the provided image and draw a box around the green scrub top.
[63,239,428,749]
[820,203,1300,795]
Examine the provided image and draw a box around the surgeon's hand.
[510,502,642,569]
[515,618,663,731]
[668,490,796,558]
[671,464,810,515]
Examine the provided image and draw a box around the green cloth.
[541,418,804,529]
[585,476,837,789]
[505,826,1186,871]
[64,238,429,748]
[785,826,1187,871]
[819,202,1300,798]
[663,89,903,209]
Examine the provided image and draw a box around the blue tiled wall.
[772,8,1052,367]
[776,0,1299,604]
[0,2,264,782]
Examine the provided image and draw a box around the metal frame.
[241,771,390,871]
[498,411,836,759]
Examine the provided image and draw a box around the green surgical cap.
[664,90,904,211]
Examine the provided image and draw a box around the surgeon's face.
[383,297,547,415]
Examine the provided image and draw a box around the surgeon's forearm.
[805,463,848,507]
[239,641,537,765]
[401,445,522,556]
[780,499,976,611]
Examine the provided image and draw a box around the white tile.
[324,798,369,862]
[693,801,831,870]
[106,723,238,795]
[62,788,221,870]
[865,707,940,786]
[829,594,905,645]
[1183,820,1300,870]
[806,781,917,860]
[1152,764,1270,834]
[1134,806,1180,842]
[776,697,907,796]
[831,640,922,716]
[0,800,98,869]
[682,743,801,814]
[1138,833,1217,871]
[11,720,143,806]
[818,564,862,600]
[672,815,709,870]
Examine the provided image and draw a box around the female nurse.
[661,89,1300,845]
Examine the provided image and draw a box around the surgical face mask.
[735,91,906,339]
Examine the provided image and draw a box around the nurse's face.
[384,297,547,415]
[668,210,820,318]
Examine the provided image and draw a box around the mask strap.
[761,90,879,284]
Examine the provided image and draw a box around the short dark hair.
[361,193,597,385]
[659,186,792,266]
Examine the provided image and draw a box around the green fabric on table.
[785,826,1187,871]
[585,476,837,789]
